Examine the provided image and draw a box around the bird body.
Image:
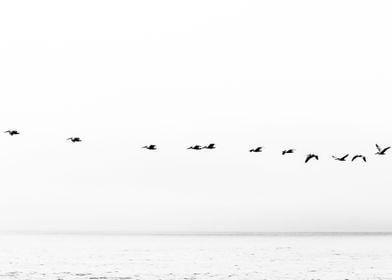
[282,149,295,155]
[375,144,390,155]
[4,130,19,136]
[352,155,366,162]
[203,143,216,149]
[188,145,203,150]
[143,145,156,150]
[305,154,319,163]
[67,137,82,142]
[332,154,349,161]
[249,147,263,152]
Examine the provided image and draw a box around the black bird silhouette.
[375,144,390,155]
[305,154,319,163]
[203,143,216,149]
[282,149,295,155]
[332,154,349,161]
[67,137,82,142]
[249,147,263,152]
[352,155,366,162]
[4,130,19,136]
[188,145,203,150]
[142,145,156,150]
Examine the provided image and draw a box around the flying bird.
[282,149,295,155]
[375,144,390,155]
[249,147,263,152]
[4,130,19,136]
[305,154,319,163]
[203,143,216,150]
[188,145,203,150]
[332,154,349,161]
[352,155,366,162]
[67,137,82,142]
[142,145,156,150]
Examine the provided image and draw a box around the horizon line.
[1,230,392,236]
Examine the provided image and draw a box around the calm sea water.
[0,234,391,279]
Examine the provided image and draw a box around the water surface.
[0,234,391,279]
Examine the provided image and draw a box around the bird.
[375,144,390,155]
[305,154,319,163]
[332,154,349,161]
[352,155,366,162]
[203,143,216,149]
[142,145,156,150]
[249,147,263,152]
[188,145,203,150]
[67,137,82,142]
[4,130,19,136]
[282,149,295,155]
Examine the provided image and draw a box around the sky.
[0,0,392,233]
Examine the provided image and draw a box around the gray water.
[0,233,392,279]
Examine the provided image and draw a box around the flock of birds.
[4,130,390,163]
[126,143,391,163]
[132,143,390,163]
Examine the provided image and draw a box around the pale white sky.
[0,0,392,232]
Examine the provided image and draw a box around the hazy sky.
[1,0,392,232]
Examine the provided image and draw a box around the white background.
[0,0,391,232]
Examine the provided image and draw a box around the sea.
[0,233,391,280]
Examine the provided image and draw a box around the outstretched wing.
[376,144,381,152]
[342,154,349,160]
[382,147,391,153]
[305,155,311,163]
[352,155,359,161]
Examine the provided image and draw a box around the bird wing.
[305,155,311,163]
[376,144,381,152]
[352,155,358,161]
[363,156,367,162]
[382,147,391,153]
[342,154,349,160]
